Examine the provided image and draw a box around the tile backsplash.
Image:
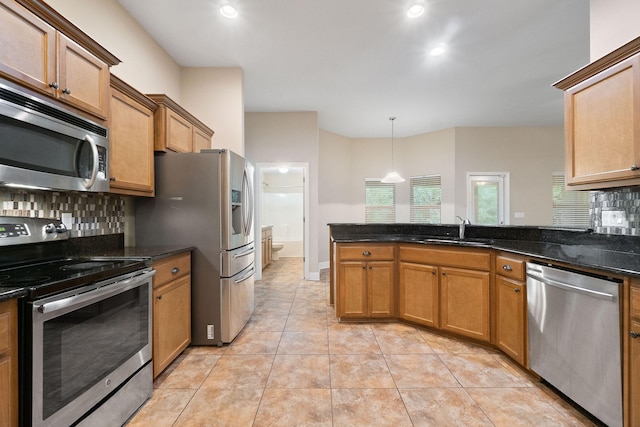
[0,189,124,237]
[591,187,640,235]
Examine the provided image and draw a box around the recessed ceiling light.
[430,44,446,56]
[407,4,425,18]
[220,4,238,19]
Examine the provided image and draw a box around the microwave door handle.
[80,135,99,189]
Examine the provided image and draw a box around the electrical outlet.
[514,212,525,219]
[602,210,628,227]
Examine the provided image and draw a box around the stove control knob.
[55,223,68,233]
[44,223,56,234]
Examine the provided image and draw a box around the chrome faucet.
[456,216,471,239]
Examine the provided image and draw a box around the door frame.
[466,172,510,225]
[254,162,310,280]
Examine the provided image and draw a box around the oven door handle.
[34,270,155,316]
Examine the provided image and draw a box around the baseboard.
[318,261,329,270]
[307,272,320,281]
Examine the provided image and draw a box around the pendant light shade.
[381,116,405,183]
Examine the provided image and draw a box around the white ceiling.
[117,0,590,138]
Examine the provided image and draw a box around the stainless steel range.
[0,217,154,427]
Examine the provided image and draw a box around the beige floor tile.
[225,331,282,354]
[400,388,493,426]
[373,329,434,354]
[418,329,494,354]
[243,313,288,332]
[200,354,274,389]
[467,387,579,426]
[385,354,460,388]
[154,354,221,389]
[328,328,381,354]
[285,313,328,331]
[439,353,529,388]
[266,354,331,389]
[127,388,196,427]
[183,345,228,356]
[277,331,329,354]
[254,388,332,426]
[331,388,413,427]
[330,354,395,388]
[173,388,263,426]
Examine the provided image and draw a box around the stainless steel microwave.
[0,80,109,192]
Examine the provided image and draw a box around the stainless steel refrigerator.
[136,149,255,345]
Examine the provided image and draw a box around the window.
[365,179,396,223]
[552,173,590,227]
[467,173,509,225]
[410,175,441,223]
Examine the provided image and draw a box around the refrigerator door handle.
[234,266,255,284]
[233,246,255,258]
[242,167,254,237]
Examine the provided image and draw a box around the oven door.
[28,269,154,427]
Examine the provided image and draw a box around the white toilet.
[271,242,284,260]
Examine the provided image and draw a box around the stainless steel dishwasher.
[526,262,623,427]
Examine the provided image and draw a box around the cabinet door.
[368,261,395,318]
[193,127,212,153]
[165,108,193,152]
[630,319,640,427]
[58,33,109,119]
[109,85,155,196]
[495,276,526,364]
[153,275,191,378]
[0,300,17,427]
[398,261,439,327]
[565,54,640,187]
[0,0,56,95]
[440,267,490,342]
[337,261,367,318]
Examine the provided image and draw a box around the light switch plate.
[602,210,628,227]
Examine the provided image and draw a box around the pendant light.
[381,116,405,183]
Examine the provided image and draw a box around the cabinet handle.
[514,288,521,293]
[432,270,436,275]
[368,265,372,269]
[109,177,117,182]
[49,82,59,89]
[172,267,180,274]
[442,272,446,276]
[362,251,371,256]
[62,88,71,95]
[157,295,162,300]
[502,264,513,271]
[631,165,640,171]
[631,331,640,339]
[362,265,366,270]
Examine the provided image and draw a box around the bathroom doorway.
[255,163,309,280]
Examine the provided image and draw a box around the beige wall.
[181,68,245,155]
[47,0,182,99]
[454,127,565,226]
[590,0,640,60]
[245,112,320,277]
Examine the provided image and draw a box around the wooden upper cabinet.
[0,0,56,94]
[0,0,119,120]
[147,94,214,153]
[57,33,109,118]
[555,37,640,190]
[108,75,157,197]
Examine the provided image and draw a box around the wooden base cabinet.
[629,283,640,426]
[152,252,191,378]
[494,254,527,365]
[398,245,491,342]
[398,261,439,328]
[0,299,17,427]
[261,226,273,270]
[440,267,490,342]
[336,244,395,319]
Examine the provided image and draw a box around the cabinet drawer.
[399,245,490,271]
[632,286,640,319]
[0,311,8,355]
[338,244,395,261]
[153,252,191,288]
[495,254,526,281]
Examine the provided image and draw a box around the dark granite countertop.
[329,223,640,278]
[85,245,195,262]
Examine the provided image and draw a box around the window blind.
[552,174,590,227]
[365,179,396,223]
[410,175,441,224]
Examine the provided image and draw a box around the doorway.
[255,163,310,280]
